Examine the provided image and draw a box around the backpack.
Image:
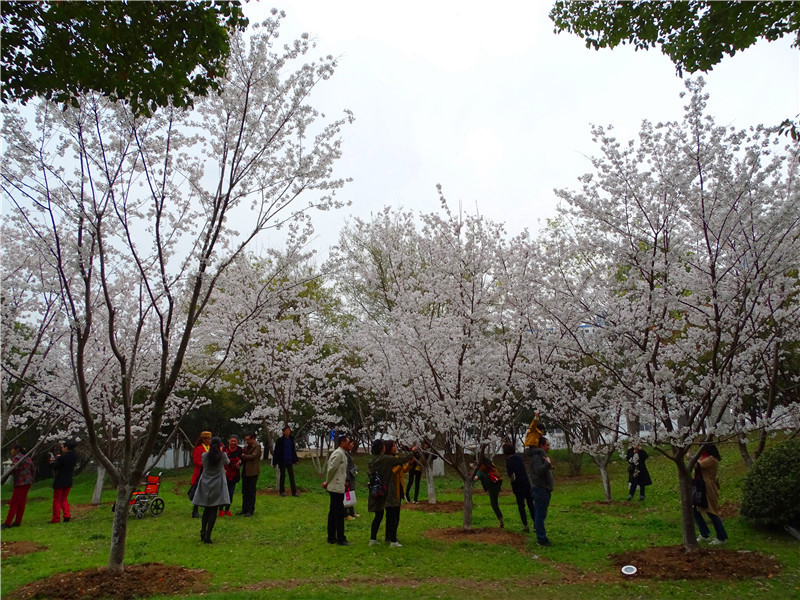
[368,470,387,498]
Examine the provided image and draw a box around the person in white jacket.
[322,434,353,546]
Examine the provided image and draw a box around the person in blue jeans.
[529,437,554,546]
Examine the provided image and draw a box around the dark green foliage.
[740,439,800,527]
[550,1,800,76]
[1,0,248,115]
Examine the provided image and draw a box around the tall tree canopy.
[1,0,247,115]
[549,1,800,76]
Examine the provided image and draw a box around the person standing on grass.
[322,434,352,546]
[405,445,423,503]
[345,443,359,520]
[239,432,261,516]
[192,436,230,544]
[50,440,77,524]
[221,435,243,517]
[625,444,652,501]
[693,443,729,545]
[530,437,554,546]
[367,439,417,547]
[272,425,299,497]
[2,443,36,529]
[472,448,504,528]
[503,442,535,533]
[191,431,212,519]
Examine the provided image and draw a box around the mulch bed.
[4,563,211,600]
[609,545,781,580]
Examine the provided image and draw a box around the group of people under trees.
[2,439,78,530]
[2,419,729,550]
[188,426,299,543]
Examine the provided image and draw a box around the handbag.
[343,486,357,507]
[691,477,707,508]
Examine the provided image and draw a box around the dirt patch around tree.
[4,563,211,600]
[404,500,464,513]
[427,528,782,583]
[1,541,48,558]
[610,545,781,580]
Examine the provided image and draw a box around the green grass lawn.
[2,448,798,599]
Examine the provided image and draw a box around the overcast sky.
[243,1,800,258]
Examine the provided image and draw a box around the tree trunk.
[597,461,612,502]
[173,442,180,470]
[91,465,106,505]
[462,476,474,529]
[108,484,135,574]
[676,460,699,550]
[424,464,437,504]
[737,439,754,469]
[566,448,583,476]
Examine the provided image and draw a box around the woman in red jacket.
[2,443,36,529]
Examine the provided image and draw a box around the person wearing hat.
[272,424,299,497]
[50,440,77,523]
[191,431,212,518]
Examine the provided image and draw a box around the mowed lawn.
[2,447,798,599]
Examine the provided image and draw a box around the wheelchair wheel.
[150,497,165,516]
[135,507,145,519]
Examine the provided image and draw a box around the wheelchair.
[112,471,165,518]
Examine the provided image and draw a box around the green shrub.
[740,438,800,527]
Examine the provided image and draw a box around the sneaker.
[280,492,286,497]
[354,513,361,518]
[292,493,299,497]
[224,510,233,517]
[48,520,60,524]
[710,538,726,545]
[337,540,351,546]
[63,517,70,522]
[390,541,403,548]
[0,524,10,530]
[218,509,224,517]
[345,515,355,521]
[522,526,530,533]
[697,536,711,544]
[537,539,552,547]
[369,539,379,546]
[498,522,504,528]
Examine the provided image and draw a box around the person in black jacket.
[272,425,299,497]
[529,437,554,546]
[50,440,78,523]
[503,442,535,532]
[625,445,652,501]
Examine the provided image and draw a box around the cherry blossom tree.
[194,247,350,475]
[550,78,800,548]
[331,200,535,526]
[1,13,351,573]
[1,219,78,479]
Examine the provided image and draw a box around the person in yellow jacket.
[524,414,546,450]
